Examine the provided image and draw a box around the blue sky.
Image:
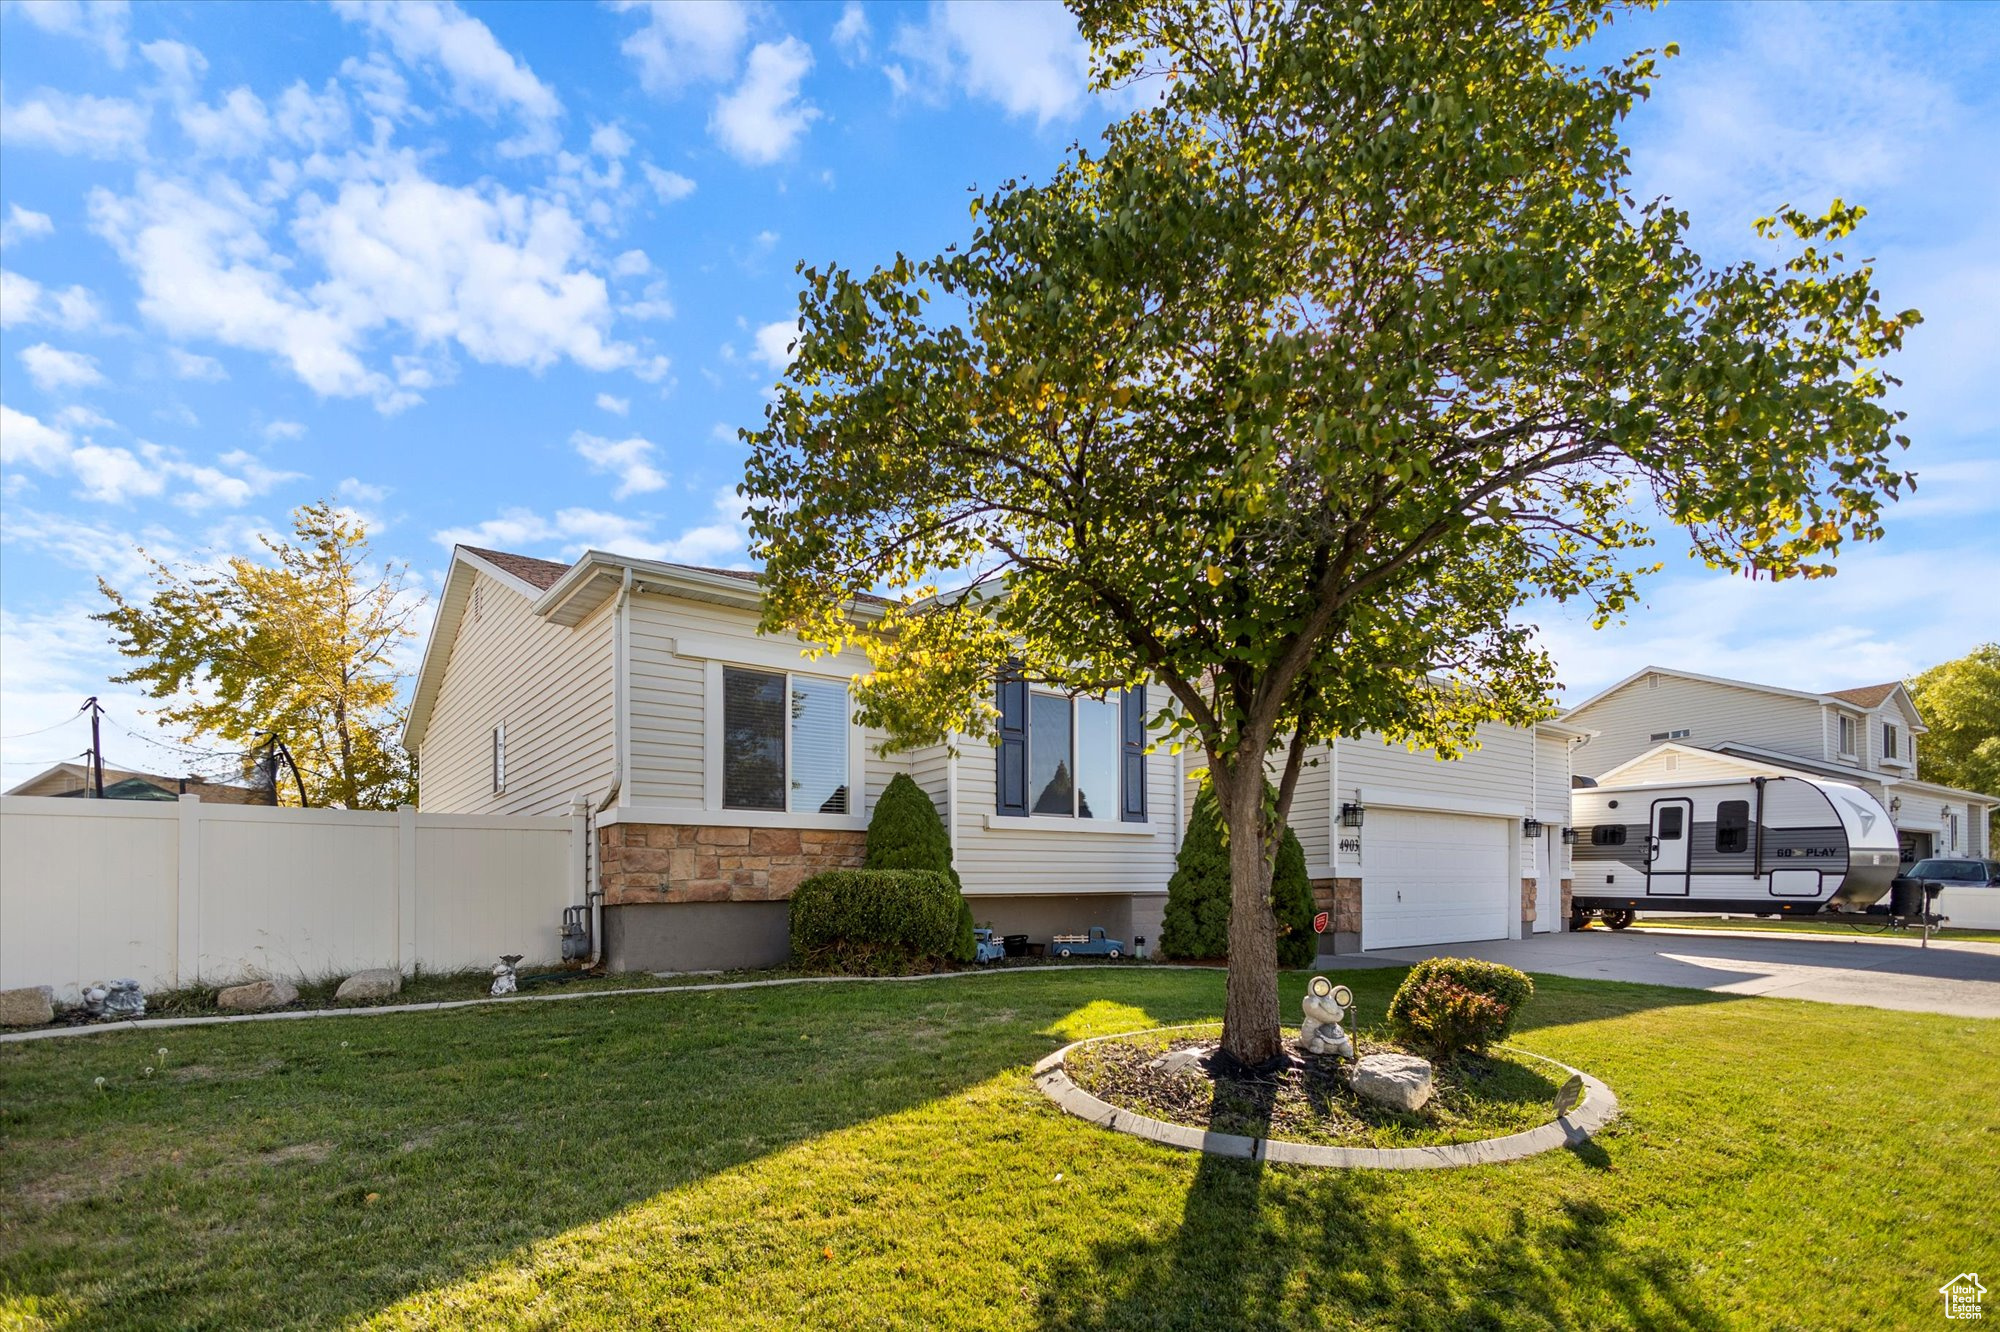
[2,0,1995,781]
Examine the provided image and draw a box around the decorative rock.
[215,978,300,1012]
[83,979,146,1021]
[1149,1045,1215,1076]
[334,968,403,1001]
[1349,1053,1435,1113]
[0,985,56,1027]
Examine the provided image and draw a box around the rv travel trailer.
[1569,774,1904,929]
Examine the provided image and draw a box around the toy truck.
[971,928,1006,965]
[1051,926,1126,960]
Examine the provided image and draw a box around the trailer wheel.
[1604,909,1636,931]
[1570,908,1594,931]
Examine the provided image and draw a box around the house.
[1562,667,1995,862]
[3,761,267,804]
[406,544,1585,971]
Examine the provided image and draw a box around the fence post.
[177,795,202,987]
[398,804,419,975]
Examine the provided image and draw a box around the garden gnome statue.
[1298,975,1355,1059]
[490,955,522,996]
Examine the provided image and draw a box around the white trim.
[613,568,633,809]
[980,813,1159,836]
[669,630,865,677]
[702,660,724,812]
[600,803,868,832]
[1357,786,1526,820]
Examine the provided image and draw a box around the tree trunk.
[1217,764,1284,1067]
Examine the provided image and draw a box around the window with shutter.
[1120,685,1147,821]
[995,662,1028,815]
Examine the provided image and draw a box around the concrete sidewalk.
[1320,929,2000,1019]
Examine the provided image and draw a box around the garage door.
[1363,809,1511,949]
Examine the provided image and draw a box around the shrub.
[1160,774,1317,965]
[1386,957,1536,1057]
[788,869,963,973]
[866,773,963,892]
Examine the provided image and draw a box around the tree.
[1907,646,2000,838]
[740,0,1916,1065]
[1163,774,1316,968]
[97,501,422,809]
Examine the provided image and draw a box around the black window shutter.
[996,661,1028,816]
[1120,685,1147,822]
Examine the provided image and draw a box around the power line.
[0,705,90,741]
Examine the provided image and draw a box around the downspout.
[588,567,636,968]
[945,738,959,862]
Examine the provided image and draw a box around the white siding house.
[410,544,1594,969]
[1563,667,1994,861]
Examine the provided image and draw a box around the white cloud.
[623,283,676,321]
[1,404,72,470]
[263,420,307,442]
[591,122,634,159]
[19,344,106,392]
[890,0,1091,124]
[0,204,56,248]
[6,0,131,67]
[339,476,392,503]
[432,490,748,565]
[712,37,821,165]
[0,270,102,330]
[171,449,301,510]
[168,348,228,381]
[751,318,799,372]
[0,89,150,158]
[613,0,751,95]
[571,429,668,498]
[139,38,208,90]
[596,392,630,415]
[832,1,871,62]
[332,0,564,155]
[273,78,355,150]
[642,163,697,203]
[180,87,273,159]
[611,248,652,277]
[340,53,413,121]
[0,403,298,507]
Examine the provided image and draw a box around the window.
[1657,806,1684,839]
[995,672,1146,821]
[1837,714,1856,755]
[492,722,506,794]
[1648,728,1691,742]
[1715,799,1749,854]
[1590,824,1627,847]
[1882,722,1899,760]
[721,666,849,814]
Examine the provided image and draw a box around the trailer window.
[1590,825,1626,847]
[1657,806,1683,839]
[1715,800,1749,854]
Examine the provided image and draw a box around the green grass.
[1623,915,2000,945]
[1,968,1993,1330]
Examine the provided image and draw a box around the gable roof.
[1563,665,1926,731]
[459,546,569,591]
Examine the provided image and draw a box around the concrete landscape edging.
[1034,1023,1618,1170]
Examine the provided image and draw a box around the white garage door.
[1363,809,1511,949]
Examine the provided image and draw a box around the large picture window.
[722,666,850,814]
[996,673,1146,822]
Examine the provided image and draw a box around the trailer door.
[1646,798,1693,896]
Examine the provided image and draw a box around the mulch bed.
[1063,1026,1562,1149]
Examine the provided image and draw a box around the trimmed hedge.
[1386,957,1536,1058]
[788,869,964,973]
[863,773,975,964]
[1160,774,1317,966]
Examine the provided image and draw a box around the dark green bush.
[788,869,963,973]
[1160,774,1316,966]
[865,773,963,892]
[1386,957,1535,1057]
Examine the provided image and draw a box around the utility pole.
[84,696,105,798]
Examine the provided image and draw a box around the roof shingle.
[1824,682,1901,709]
[461,546,571,590]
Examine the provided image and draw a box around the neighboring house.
[3,761,267,804]
[1563,667,1995,862]
[407,544,1586,971]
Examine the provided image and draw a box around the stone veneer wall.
[599,823,867,906]
[1522,877,1538,927]
[1560,878,1574,927]
[1311,877,1363,953]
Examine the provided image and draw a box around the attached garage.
[1361,808,1512,949]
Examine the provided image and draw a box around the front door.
[1647,798,1693,896]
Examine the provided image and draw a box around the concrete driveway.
[1320,928,2000,1019]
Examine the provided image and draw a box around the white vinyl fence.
[0,795,585,1000]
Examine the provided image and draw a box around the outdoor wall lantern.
[1339,798,1366,829]
[1522,817,1545,838]
[1561,826,1578,846]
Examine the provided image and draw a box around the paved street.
[1321,928,2000,1019]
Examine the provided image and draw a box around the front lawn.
[2,968,1993,1330]
[1624,915,2000,945]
